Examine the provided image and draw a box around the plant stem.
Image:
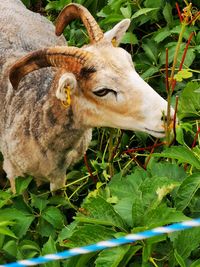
[166,22,187,145]
[165,48,169,92]
[170,22,187,90]
[175,2,183,22]
[149,257,159,267]
[108,129,114,177]
[84,153,97,183]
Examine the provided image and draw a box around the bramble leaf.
[42,237,59,267]
[42,207,64,229]
[131,8,158,19]
[175,173,200,210]
[153,146,200,169]
[76,196,126,230]
[178,82,200,119]
[174,69,193,82]
[95,245,130,267]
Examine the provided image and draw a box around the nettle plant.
[0,1,200,267]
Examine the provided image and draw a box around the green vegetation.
[0,0,200,266]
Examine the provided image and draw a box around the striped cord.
[1,218,200,267]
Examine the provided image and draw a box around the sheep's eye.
[93,88,117,97]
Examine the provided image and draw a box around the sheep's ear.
[103,19,131,47]
[56,73,77,102]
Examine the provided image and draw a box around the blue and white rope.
[1,218,200,267]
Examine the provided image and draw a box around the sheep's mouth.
[145,128,165,137]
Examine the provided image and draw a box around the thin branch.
[144,139,159,169]
[111,130,124,161]
[192,126,200,148]
[169,96,179,146]
[123,142,165,154]
[84,153,97,183]
[172,31,194,91]
[175,2,183,22]
[165,48,169,92]
[189,11,200,25]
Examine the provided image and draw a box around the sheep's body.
[0,0,92,190]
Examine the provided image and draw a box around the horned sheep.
[0,0,174,192]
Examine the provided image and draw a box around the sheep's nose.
[161,107,175,123]
[161,110,177,132]
[161,115,168,123]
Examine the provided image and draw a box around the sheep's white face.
[56,20,174,138]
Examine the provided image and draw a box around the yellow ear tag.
[62,85,71,108]
[111,37,117,47]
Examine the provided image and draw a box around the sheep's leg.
[9,177,16,194]
[3,159,19,194]
[50,176,66,192]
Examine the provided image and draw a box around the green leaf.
[171,25,198,41]
[0,190,12,209]
[3,240,18,257]
[66,224,115,248]
[63,253,97,267]
[108,170,147,227]
[153,146,200,169]
[42,237,59,267]
[163,2,173,26]
[76,196,126,230]
[178,82,200,119]
[0,234,5,249]
[15,176,33,194]
[172,228,200,260]
[37,218,56,238]
[132,196,145,226]
[196,31,200,44]
[21,0,30,7]
[0,208,34,238]
[174,69,193,82]
[160,45,195,67]
[19,240,40,259]
[139,176,179,209]
[190,259,200,267]
[142,242,152,264]
[58,221,78,244]
[109,168,147,200]
[45,0,71,12]
[107,0,125,13]
[31,193,49,212]
[13,216,34,238]
[120,5,131,18]
[142,41,158,63]
[42,207,64,229]
[175,173,200,210]
[20,240,40,253]
[131,8,158,19]
[95,245,130,267]
[118,245,142,266]
[113,197,136,227]
[174,249,186,267]
[144,204,188,228]
[0,221,15,227]
[148,162,186,182]
[100,14,124,24]
[176,125,186,145]
[0,227,17,239]
[121,32,138,45]
[154,28,171,43]
[141,66,159,79]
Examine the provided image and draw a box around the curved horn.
[55,3,104,43]
[9,46,96,89]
